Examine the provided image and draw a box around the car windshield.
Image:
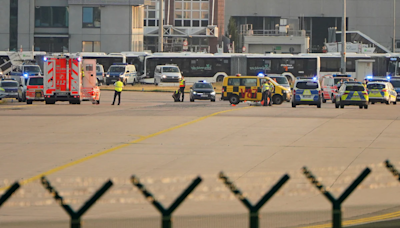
[271,77,288,85]
[28,77,43,86]
[296,81,319,89]
[194,83,213,89]
[109,66,126,73]
[391,80,400,88]
[367,84,385,90]
[1,81,18,87]
[162,67,179,73]
[24,66,41,73]
[96,66,101,72]
[346,85,365,91]
[334,78,354,84]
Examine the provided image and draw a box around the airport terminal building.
[225,0,400,53]
[0,0,145,53]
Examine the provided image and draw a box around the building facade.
[225,0,400,53]
[143,0,225,53]
[0,0,144,53]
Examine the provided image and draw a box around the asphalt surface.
[2,91,400,228]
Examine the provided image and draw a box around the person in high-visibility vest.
[178,76,186,102]
[112,78,124,105]
[262,80,273,106]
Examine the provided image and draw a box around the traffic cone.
[231,104,236,107]
[261,100,264,106]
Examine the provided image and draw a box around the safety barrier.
[1,160,400,228]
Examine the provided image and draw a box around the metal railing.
[247,30,307,37]
[1,160,400,228]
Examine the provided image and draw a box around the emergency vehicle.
[43,55,100,105]
[25,76,44,104]
[335,82,369,109]
[321,74,354,103]
[367,81,397,105]
[291,78,322,108]
[221,74,290,105]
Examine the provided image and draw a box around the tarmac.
[1,91,400,228]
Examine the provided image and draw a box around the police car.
[291,78,322,108]
[387,76,400,101]
[190,80,216,102]
[367,81,397,105]
[335,81,369,109]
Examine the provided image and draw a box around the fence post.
[40,176,113,228]
[218,171,290,228]
[302,167,371,228]
[0,182,20,208]
[131,175,202,228]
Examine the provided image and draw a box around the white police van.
[105,63,137,86]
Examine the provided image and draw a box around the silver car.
[154,65,182,85]
[0,80,19,99]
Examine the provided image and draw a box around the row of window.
[35,6,100,28]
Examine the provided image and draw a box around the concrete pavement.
[1,91,400,227]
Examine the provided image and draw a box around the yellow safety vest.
[262,83,270,92]
[179,79,186,87]
[81,69,85,77]
[115,81,123,92]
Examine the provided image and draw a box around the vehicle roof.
[295,79,320,83]
[367,81,388,84]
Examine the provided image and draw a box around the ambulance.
[43,55,100,105]
[25,76,44,104]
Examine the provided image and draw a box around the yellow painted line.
[0,105,36,109]
[301,211,400,228]
[0,106,252,192]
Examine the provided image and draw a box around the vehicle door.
[225,77,240,98]
[367,83,385,99]
[389,84,397,101]
[239,78,259,101]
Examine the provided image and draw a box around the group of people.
[110,76,187,105]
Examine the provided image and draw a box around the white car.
[154,65,182,85]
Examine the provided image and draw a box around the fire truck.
[43,55,100,105]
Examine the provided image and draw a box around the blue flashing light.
[366,75,373,80]
[198,80,207,83]
[312,76,318,81]
[257,73,265,77]
[23,73,28,78]
[77,57,82,62]
[43,57,48,62]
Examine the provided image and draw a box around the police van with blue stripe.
[291,77,322,108]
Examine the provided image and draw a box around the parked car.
[96,64,105,85]
[190,80,216,102]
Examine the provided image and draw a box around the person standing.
[112,78,124,105]
[262,79,271,106]
[179,76,186,102]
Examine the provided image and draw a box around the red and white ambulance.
[25,76,44,104]
[321,74,354,103]
[43,55,100,105]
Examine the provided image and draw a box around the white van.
[154,65,182,85]
[105,64,137,85]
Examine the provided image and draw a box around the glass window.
[241,78,257,87]
[35,7,69,28]
[175,2,182,9]
[345,85,364,91]
[24,66,41,73]
[228,78,240,86]
[201,2,208,10]
[1,82,18,87]
[34,37,69,52]
[82,41,101,52]
[28,78,44,86]
[173,0,209,27]
[391,80,400,87]
[296,81,319,89]
[162,67,180,72]
[367,83,385,90]
[194,83,212,88]
[109,66,126,73]
[83,7,101,28]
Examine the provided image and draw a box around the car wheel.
[371,102,375,105]
[340,103,344,109]
[272,95,283,105]
[106,83,109,86]
[229,95,240,105]
[364,105,368,109]
[394,101,397,105]
[359,105,363,109]
[291,102,296,108]
[211,99,215,102]
[26,100,32,105]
